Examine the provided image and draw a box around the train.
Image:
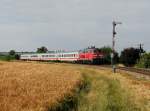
[20,47,104,64]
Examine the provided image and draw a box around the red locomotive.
[78,47,104,64]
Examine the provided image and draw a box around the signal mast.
[112,21,122,73]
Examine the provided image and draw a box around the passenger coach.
[20,51,79,61]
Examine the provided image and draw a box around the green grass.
[0,55,15,61]
[76,69,145,111]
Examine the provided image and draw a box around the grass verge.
[0,55,16,61]
[76,69,148,111]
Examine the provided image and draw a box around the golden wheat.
[0,61,81,111]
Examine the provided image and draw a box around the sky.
[0,0,150,52]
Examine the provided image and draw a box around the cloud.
[0,0,149,52]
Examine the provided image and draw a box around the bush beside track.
[0,55,16,61]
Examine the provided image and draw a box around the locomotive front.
[78,48,104,64]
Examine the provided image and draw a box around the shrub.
[120,47,141,66]
[98,46,119,64]
[136,53,150,68]
[9,50,15,56]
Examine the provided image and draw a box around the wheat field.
[0,61,149,111]
[0,61,82,111]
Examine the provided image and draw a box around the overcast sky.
[0,0,150,52]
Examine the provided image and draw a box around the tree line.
[98,46,149,68]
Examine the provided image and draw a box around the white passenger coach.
[20,51,79,62]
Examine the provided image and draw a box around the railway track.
[79,64,150,76]
[117,67,150,76]
[99,65,150,76]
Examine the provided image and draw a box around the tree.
[120,47,141,66]
[98,46,112,54]
[136,53,150,68]
[98,46,119,64]
[9,50,15,56]
[37,46,48,53]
